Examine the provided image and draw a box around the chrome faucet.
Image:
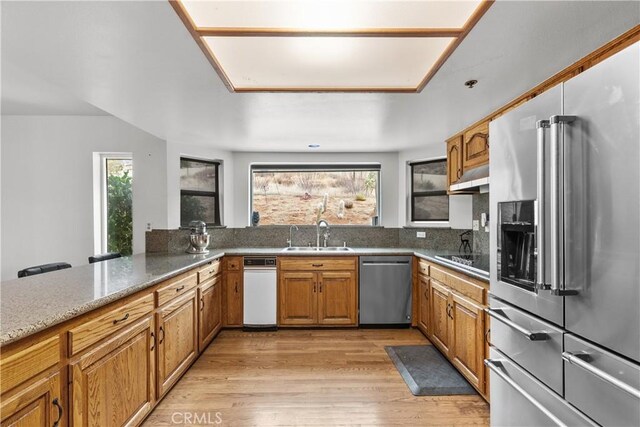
[287,225,299,248]
[316,219,330,248]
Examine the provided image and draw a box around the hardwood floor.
[143,329,489,426]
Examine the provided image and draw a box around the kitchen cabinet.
[450,293,485,391]
[414,257,490,400]
[429,280,452,356]
[1,371,63,427]
[198,275,222,352]
[223,257,243,327]
[445,120,490,191]
[279,271,317,325]
[156,290,198,398]
[462,121,489,171]
[417,274,430,335]
[278,257,358,327]
[71,316,155,426]
[446,135,463,188]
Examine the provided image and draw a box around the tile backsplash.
[146,225,473,254]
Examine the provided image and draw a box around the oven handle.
[549,115,578,296]
[536,120,550,290]
[486,308,549,341]
[562,352,640,399]
[485,358,567,427]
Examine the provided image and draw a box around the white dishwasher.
[243,257,277,329]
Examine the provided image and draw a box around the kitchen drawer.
[487,347,597,427]
[197,259,221,283]
[0,335,60,394]
[156,270,198,307]
[69,293,154,356]
[279,257,357,271]
[488,295,563,394]
[417,258,430,276]
[564,333,640,427]
[431,264,485,304]
[225,257,242,271]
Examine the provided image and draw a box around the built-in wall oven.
[487,42,640,426]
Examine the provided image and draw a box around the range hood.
[450,164,489,192]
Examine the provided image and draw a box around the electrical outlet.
[472,220,480,231]
[146,223,152,231]
[416,231,426,238]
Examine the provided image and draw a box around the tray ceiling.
[171,0,492,92]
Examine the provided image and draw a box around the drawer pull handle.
[112,313,130,325]
[562,351,640,399]
[235,282,238,293]
[209,270,214,275]
[485,358,565,427]
[312,263,324,267]
[150,332,155,351]
[159,326,165,344]
[176,285,185,292]
[446,304,453,319]
[486,308,549,341]
[319,282,322,293]
[52,397,63,427]
[200,296,204,311]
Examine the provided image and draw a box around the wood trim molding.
[449,24,640,140]
[169,0,494,93]
[168,0,235,91]
[197,27,464,38]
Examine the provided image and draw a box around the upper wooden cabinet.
[278,257,358,327]
[446,120,490,190]
[446,135,463,188]
[462,121,489,171]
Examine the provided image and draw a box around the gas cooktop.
[435,254,490,275]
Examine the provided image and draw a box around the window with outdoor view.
[104,157,133,255]
[180,158,221,227]
[250,164,381,226]
[410,159,449,222]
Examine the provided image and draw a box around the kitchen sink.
[281,246,354,252]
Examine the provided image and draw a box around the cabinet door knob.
[52,398,63,427]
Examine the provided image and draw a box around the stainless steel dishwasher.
[359,256,412,325]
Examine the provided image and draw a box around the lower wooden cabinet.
[279,271,317,325]
[430,280,452,356]
[317,271,357,325]
[70,316,155,427]
[278,267,357,327]
[223,268,243,327]
[1,371,63,427]
[417,274,430,334]
[450,293,485,391]
[198,275,222,352]
[156,290,197,398]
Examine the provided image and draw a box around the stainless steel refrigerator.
[487,41,640,426]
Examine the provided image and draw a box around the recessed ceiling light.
[308,144,321,148]
[172,0,493,93]
[465,79,478,89]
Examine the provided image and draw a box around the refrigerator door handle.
[562,351,640,399]
[485,358,568,427]
[536,119,550,290]
[486,308,549,341]
[549,114,578,296]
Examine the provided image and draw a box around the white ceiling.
[1,1,638,152]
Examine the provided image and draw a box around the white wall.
[231,151,400,227]
[1,116,167,280]
[166,141,234,228]
[398,144,472,229]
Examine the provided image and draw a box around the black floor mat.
[385,345,478,396]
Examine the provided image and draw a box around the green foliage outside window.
[107,170,133,255]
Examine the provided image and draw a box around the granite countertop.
[0,248,488,346]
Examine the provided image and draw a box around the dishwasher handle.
[361,261,411,266]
